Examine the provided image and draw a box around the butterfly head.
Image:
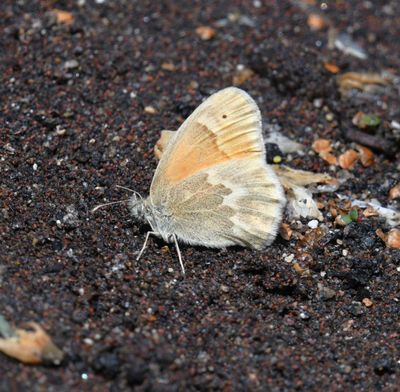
[128,193,148,222]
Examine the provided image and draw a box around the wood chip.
[312,139,332,154]
[338,149,359,169]
[356,145,375,167]
[319,151,338,165]
[195,26,216,40]
[54,9,74,25]
[324,62,340,74]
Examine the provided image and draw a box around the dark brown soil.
[1,1,399,391]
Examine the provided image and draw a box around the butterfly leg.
[172,234,185,275]
[136,231,159,261]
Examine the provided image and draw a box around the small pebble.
[63,59,79,69]
[362,298,373,307]
[308,220,319,229]
[220,285,229,293]
[144,106,157,115]
[325,113,334,122]
[313,98,323,108]
[318,283,336,300]
[299,311,310,320]
[284,253,295,263]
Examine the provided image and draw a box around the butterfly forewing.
[149,87,285,249]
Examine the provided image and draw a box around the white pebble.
[308,219,319,229]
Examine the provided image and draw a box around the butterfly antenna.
[91,199,130,213]
[115,185,143,200]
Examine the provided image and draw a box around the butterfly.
[129,87,286,274]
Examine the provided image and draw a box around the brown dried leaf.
[279,223,293,240]
[312,139,332,154]
[356,145,375,167]
[338,149,359,169]
[0,322,63,365]
[387,229,400,249]
[337,72,391,94]
[54,9,74,25]
[272,165,335,187]
[389,184,400,200]
[195,26,216,40]
[376,228,400,249]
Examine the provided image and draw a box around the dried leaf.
[272,165,336,188]
[356,145,375,167]
[338,149,358,169]
[0,322,63,365]
[264,131,304,154]
[350,199,400,227]
[53,9,74,25]
[337,72,391,94]
[376,228,400,249]
[389,184,400,200]
[387,229,400,249]
[279,223,293,240]
[195,26,216,40]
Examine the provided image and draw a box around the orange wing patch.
[151,87,265,187]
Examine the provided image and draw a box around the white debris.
[308,219,319,229]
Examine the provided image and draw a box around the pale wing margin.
[163,158,285,249]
